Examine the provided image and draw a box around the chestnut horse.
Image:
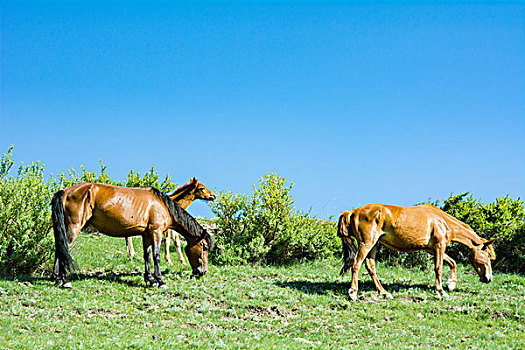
[338,204,496,301]
[51,182,213,288]
[125,178,216,265]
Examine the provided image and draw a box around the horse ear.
[482,238,497,260]
[191,177,197,183]
[482,238,497,250]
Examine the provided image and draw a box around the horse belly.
[89,209,148,237]
[379,230,430,253]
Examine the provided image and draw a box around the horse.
[125,178,216,265]
[337,204,496,301]
[51,182,213,288]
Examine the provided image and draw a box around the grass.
[1,232,524,349]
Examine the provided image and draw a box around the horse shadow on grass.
[2,269,190,288]
[275,279,435,297]
[72,268,196,287]
[73,270,145,287]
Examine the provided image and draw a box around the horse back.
[352,204,451,252]
[63,183,170,237]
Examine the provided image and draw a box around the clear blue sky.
[1,1,524,219]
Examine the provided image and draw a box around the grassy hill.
[1,232,524,349]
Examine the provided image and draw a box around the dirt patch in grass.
[398,296,426,303]
[244,305,294,318]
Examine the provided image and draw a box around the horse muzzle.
[192,267,207,277]
[480,274,492,283]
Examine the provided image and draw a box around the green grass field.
[1,232,524,349]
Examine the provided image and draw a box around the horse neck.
[176,196,195,210]
[450,220,484,248]
[170,186,196,210]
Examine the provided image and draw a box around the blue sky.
[1,1,524,219]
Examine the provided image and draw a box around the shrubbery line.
[1,147,524,276]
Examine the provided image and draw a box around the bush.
[123,166,178,192]
[57,161,178,192]
[376,249,434,272]
[209,173,338,265]
[280,213,339,264]
[0,147,55,276]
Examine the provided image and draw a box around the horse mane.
[170,181,196,196]
[150,187,213,249]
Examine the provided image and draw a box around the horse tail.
[338,211,357,276]
[337,211,350,239]
[51,190,77,273]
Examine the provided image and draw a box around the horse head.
[468,238,496,283]
[185,233,214,277]
[190,178,216,201]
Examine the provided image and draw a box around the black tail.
[51,190,77,274]
[338,212,356,276]
[340,237,356,276]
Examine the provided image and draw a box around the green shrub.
[278,213,338,264]
[376,249,434,272]
[57,161,177,191]
[0,148,55,276]
[210,173,338,265]
[495,223,525,273]
[481,196,525,273]
[123,166,177,192]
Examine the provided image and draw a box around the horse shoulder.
[141,191,171,231]
[429,214,452,246]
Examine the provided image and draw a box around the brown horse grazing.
[125,178,216,265]
[337,204,496,301]
[51,182,213,288]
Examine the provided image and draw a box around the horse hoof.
[62,282,72,289]
[382,292,394,300]
[437,291,449,298]
[159,284,169,290]
[447,281,456,292]
[146,280,155,288]
[348,291,358,302]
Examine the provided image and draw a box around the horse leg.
[126,237,136,258]
[164,230,173,265]
[172,231,186,265]
[433,243,448,297]
[364,246,393,299]
[349,244,374,301]
[142,235,155,287]
[443,253,458,291]
[51,257,60,280]
[152,230,166,288]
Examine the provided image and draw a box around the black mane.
[150,187,213,249]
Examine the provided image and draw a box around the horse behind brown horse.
[338,204,496,301]
[51,182,213,288]
[125,177,216,265]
